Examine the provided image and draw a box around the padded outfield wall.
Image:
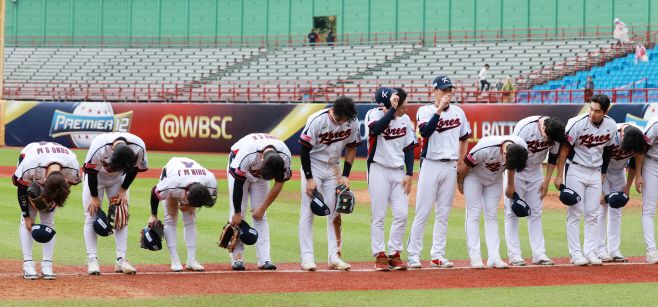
[5,0,658,38]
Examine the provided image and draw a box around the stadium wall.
[4,101,654,157]
[4,0,657,38]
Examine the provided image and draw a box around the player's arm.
[116,169,138,206]
[540,151,558,200]
[623,163,636,196]
[633,153,645,193]
[149,186,162,226]
[368,95,398,136]
[601,147,613,183]
[251,181,285,220]
[505,169,516,199]
[340,146,357,189]
[457,153,476,195]
[553,144,569,190]
[83,155,102,217]
[16,186,34,231]
[300,144,316,197]
[402,137,419,195]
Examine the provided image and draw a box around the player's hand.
[538,181,550,200]
[390,93,400,110]
[116,188,128,206]
[622,185,631,196]
[306,178,318,197]
[505,184,515,199]
[339,176,350,190]
[250,206,266,221]
[600,192,607,205]
[554,177,563,191]
[457,180,464,195]
[24,216,34,231]
[636,175,644,194]
[148,214,158,228]
[87,196,101,217]
[437,93,451,112]
[230,212,242,227]
[402,175,412,195]
[178,202,192,212]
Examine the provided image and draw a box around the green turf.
[4,283,658,306]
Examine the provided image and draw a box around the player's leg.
[642,160,658,256]
[430,161,458,263]
[565,165,587,261]
[524,178,549,263]
[407,159,438,262]
[180,204,199,269]
[82,174,106,261]
[582,169,603,261]
[482,177,504,266]
[369,163,392,257]
[19,204,39,279]
[323,164,345,266]
[163,197,181,268]
[38,207,57,279]
[596,176,613,259]
[299,166,318,266]
[106,177,129,260]
[463,174,485,264]
[606,171,626,259]
[249,179,273,267]
[387,167,409,260]
[503,174,523,261]
[228,175,251,264]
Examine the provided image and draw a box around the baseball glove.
[335,184,355,214]
[27,182,53,212]
[108,197,130,230]
[218,222,239,252]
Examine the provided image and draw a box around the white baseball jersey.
[416,103,472,160]
[564,114,618,167]
[643,116,658,159]
[13,142,81,189]
[229,133,292,183]
[82,132,148,176]
[154,157,218,201]
[608,123,640,170]
[512,116,559,182]
[299,109,361,164]
[364,108,419,168]
[464,135,527,181]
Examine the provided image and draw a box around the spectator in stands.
[584,76,594,102]
[479,64,490,92]
[308,29,318,46]
[494,79,504,91]
[501,76,515,103]
[614,18,629,45]
[326,29,335,45]
[636,43,648,65]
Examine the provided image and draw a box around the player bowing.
[458,135,528,269]
[83,132,148,275]
[149,157,218,272]
[366,87,418,271]
[504,116,566,266]
[641,116,658,264]
[13,142,80,280]
[554,94,618,266]
[228,133,292,271]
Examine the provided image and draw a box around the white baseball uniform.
[364,107,418,257]
[642,117,658,253]
[14,142,81,263]
[463,135,526,265]
[503,116,559,262]
[153,157,218,262]
[407,103,471,261]
[82,132,148,260]
[299,109,361,264]
[563,114,617,260]
[227,133,292,266]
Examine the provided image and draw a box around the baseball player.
[596,123,645,263]
[504,116,566,266]
[365,87,418,271]
[299,96,361,271]
[228,133,292,271]
[641,116,658,264]
[82,132,148,275]
[13,142,80,279]
[149,157,218,272]
[406,75,471,269]
[554,94,618,266]
[458,135,528,269]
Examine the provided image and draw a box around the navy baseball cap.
[375,87,397,108]
[559,184,581,206]
[93,208,114,237]
[432,76,454,90]
[310,188,331,216]
[605,192,629,209]
[511,192,531,217]
[238,220,258,245]
[141,224,164,251]
[31,224,56,243]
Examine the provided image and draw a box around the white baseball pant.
[642,157,658,252]
[82,173,129,260]
[163,198,197,262]
[464,173,504,265]
[503,173,548,262]
[299,161,343,264]
[407,159,457,260]
[368,162,409,257]
[565,163,603,260]
[596,168,625,257]
[19,205,57,262]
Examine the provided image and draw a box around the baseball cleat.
[407,258,422,269]
[470,258,485,270]
[430,258,454,268]
[171,258,183,272]
[41,261,56,280]
[186,259,205,271]
[533,255,555,266]
[587,255,602,266]
[232,260,245,271]
[387,252,407,270]
[509,255,526,266]
[22,261,38,280]
[598,252,613,262]
[258,261,277,270]
[647,250,658,264]
[375,252,390,271]
[87,258,100,275]
[612,254,628,262]
[115,258,137,274]
[301,260,316,271]
[329,258,351,271]
[571,255,590,266]
[488,258,509,269]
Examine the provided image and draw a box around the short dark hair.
[186,183,216,208]
[590,94,611,112]
[485,64,490,67]
[109,143,138,174]
[43,171,71,207]
[544,117,566,143]
[505,144,528,172]
[332,96,358,121]
[393,87,407,104]
[261,150,286,181]
[621,125,646,154]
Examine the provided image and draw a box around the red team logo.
[318,130,352,145]
[611,148,634,160]
[485,162,502,172]
[578,134,611,148]
[435,118,461,133]
[526,140,555,153]
[382,127,407,140]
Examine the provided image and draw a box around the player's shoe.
[470,258,485,270]
[171,258,183,272]
[488,258,509,269]
[598,252,614,262]
[611,253,628,262]
[232,260,245,271]
[375,252,390,271]
[587,255,602,266]
[22,261,38,280]
[533,254,555,266]
[186,259,205,271]
[329,258,351,271]
[301,260,316,271]
[647,250,658,264]
[407,258,422,269]
[430,258,454,268]
[571,255,590,266]
[115,258,137,274]
[258,261,277,270]
[87,257,100,275]
[41,261,56,280]
[387,252,407,270]
[509,255,526,266]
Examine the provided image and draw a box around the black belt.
[571,161,598,168]
[439,159,457,162]
[647,155,658,162]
